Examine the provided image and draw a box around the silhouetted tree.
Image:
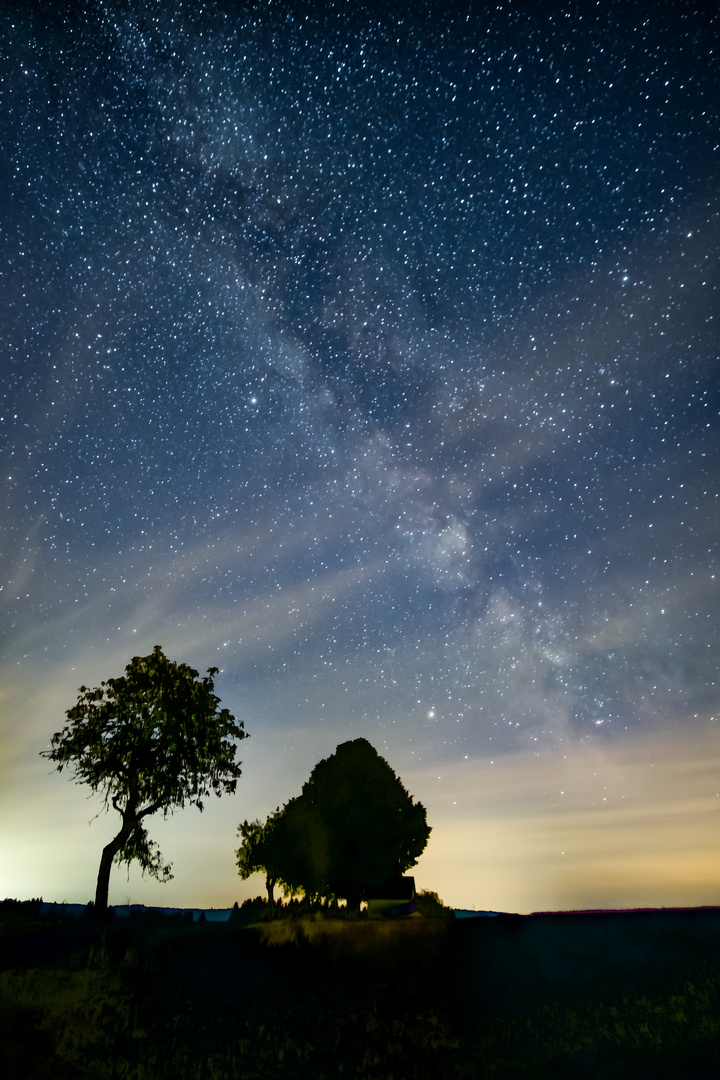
[236,811,283,908]
[236,797,325,907]
[263,738,431,911]
[307,738,430,909]
[41,645,247,963]
[270,793,331,902]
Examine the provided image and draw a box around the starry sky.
[2,0,719,914]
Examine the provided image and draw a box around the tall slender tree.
[42,645,247,962]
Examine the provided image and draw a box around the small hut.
[365,876,416,918]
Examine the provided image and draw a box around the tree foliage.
[236,811,285,905]
[239,739,430,909]
[42,645,247,958]
[47,645,244,817]
[236,798,320,905]
[299,738,430,906]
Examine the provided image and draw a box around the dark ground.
[2,904,720,1078]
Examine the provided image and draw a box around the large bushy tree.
[241,739,430,911]
[301,738,430,909]
[42,645,247,961]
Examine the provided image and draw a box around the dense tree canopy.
[42,645,247,959]
[236,796,325,906]
[239,739,430,910]
[300,738,430,907]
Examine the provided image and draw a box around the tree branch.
[137,799,167,820]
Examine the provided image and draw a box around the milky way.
[2,2,718,910]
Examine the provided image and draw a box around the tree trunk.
[89,814,135,966]
[345,891,361,915]
[266,873,276,911]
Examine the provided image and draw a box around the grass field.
[2,903,719,1078]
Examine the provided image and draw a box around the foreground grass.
[1,916,719,1078]
[1,962,461,1080]
[465,972,720,1078]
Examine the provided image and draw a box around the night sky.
[2,1,719,914]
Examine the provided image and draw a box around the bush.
[414,890,454,918]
